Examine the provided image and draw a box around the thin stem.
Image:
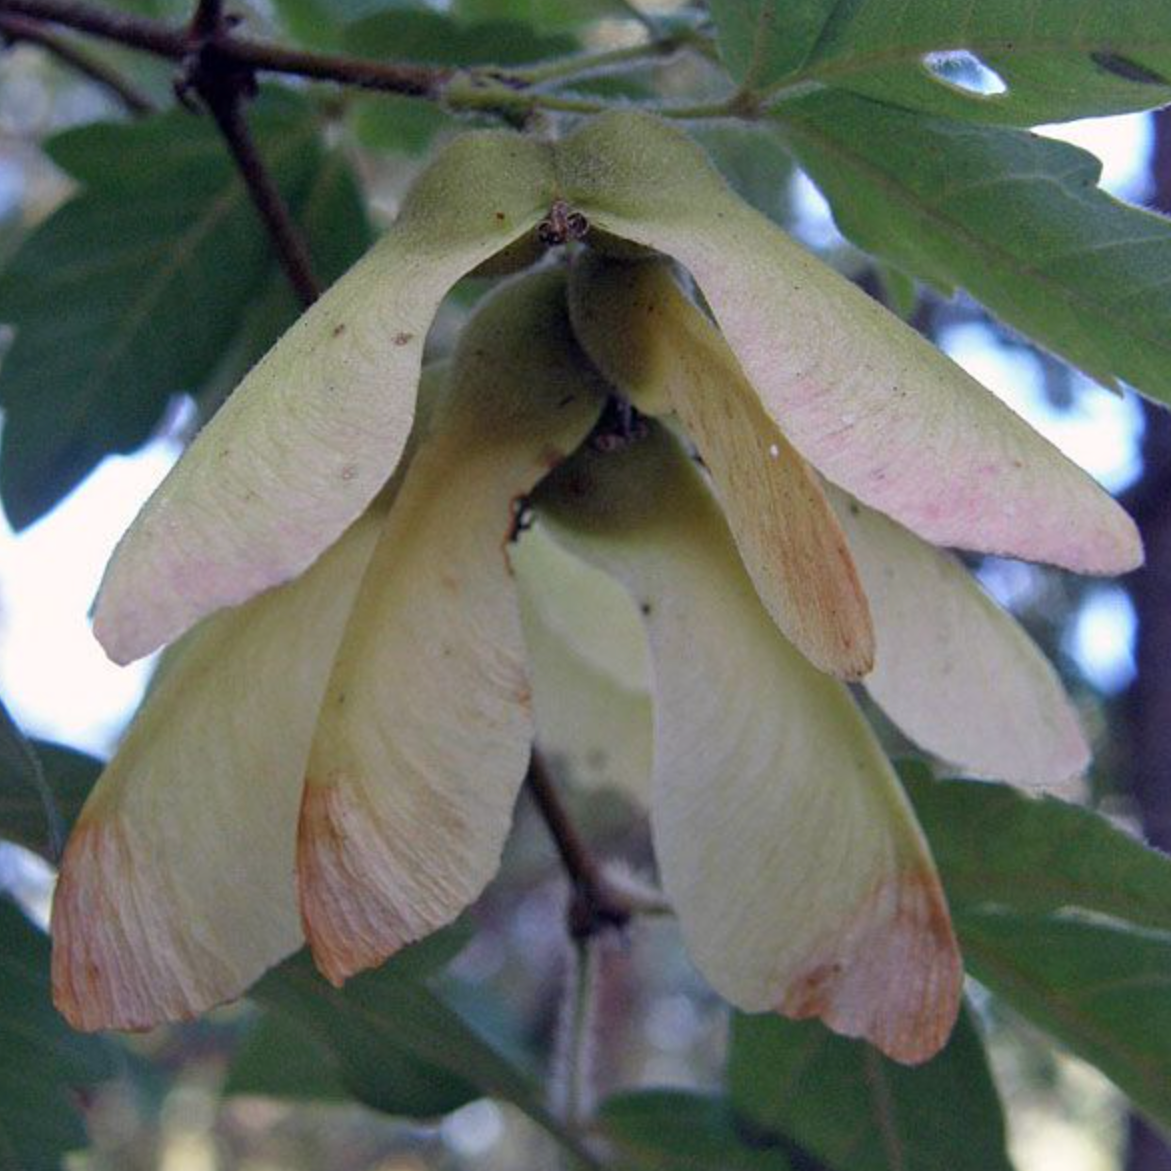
[657,92,754,120]
[612,0,656,36]
[0,9,154,111]
[555,937,600,1129]
[511,36,685,88]
[0,0,453,93]
[0,0,749,122]
[15,731,64,863]
[227,36,448,96]
[187,0,220,39]
[181,0,320,307]
[0,0,189,58]
[525,750,632,940]
[444,75,612,118]
[201,79,320,306]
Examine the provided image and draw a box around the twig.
[0,0,453,94]
[526,750,632,940]
[554,936,600,1129]
[0,10,153,113]
[0,0,737,121]
[510,35,689,88]
[0,0,189,58]
[180,0,320,307]
[202,77,320,306]
[187,0,220,39]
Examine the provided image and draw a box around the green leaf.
[600,1090,795,1170]
[774,91,1171,402]
[712,0,1171,123]
[0,699,63,862]
[707,0,838,93]
[797,0,1171,124]
[728,1007,1014,1171]
[875,264,918,320]
[0,90,322,528]
[903,770,1171,1131]
[250,934,598,1163]
[453,0,637,33]
[339,8,577,152]
[0,736,100,863]
[225,1012,350,1103]
[959,910,1171,1134]
[0,898,114,1171]
[348,94,452,156]
[903,768,1171,934]
[251,958,486,1118]
[343,7,576,64]
[691,123,796,226]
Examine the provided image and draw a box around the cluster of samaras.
[53,112,1139,1065]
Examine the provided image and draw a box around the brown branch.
[227,37,447,95]
[526,750,632,940]
[181,0,320,309]
[0,10,153,113]
[0,0,189,57]
[187,0,220,40]
[0,0,454,95]
[201,81,320,307]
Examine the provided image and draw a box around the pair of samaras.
[52,112,1140,1066]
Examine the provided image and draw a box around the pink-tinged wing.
[569,254,875,679]
[831,488,1089,788]
[560,113,1141,577]
[53,509,382,1030]
[94,131,556,664]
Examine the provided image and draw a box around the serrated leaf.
[775,91,1171,404]
[713,0,1171,123]
[903,768,1171,934]
[599,1090,794,1170]
[251,943,599,1162]
[728,1008,1014,1171]
[0,733,99,862]
[0,899,113,1171]
[0,91,322,528]
[959,911,1171,1134]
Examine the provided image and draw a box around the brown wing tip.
[297,779,411,987]
[51,816,200,1033]
[834,621,876,683]
[777,866,963,1065]
[797,598,875,682]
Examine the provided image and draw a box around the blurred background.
[1,4,1170,1169]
